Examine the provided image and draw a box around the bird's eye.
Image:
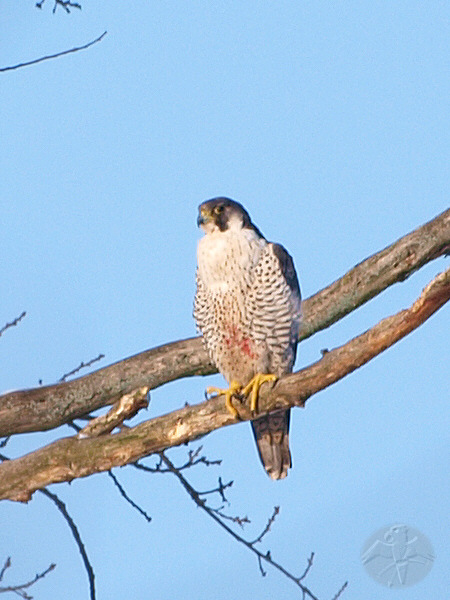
[214,205,224,214]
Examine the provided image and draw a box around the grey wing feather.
[249,242,301,375]
[271,243,301,299]
[249,242,301,480]
[271,242,301,367]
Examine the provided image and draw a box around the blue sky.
[1,2,449,599]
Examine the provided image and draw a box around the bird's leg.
[241,373,278,413]
[206,380,242,418]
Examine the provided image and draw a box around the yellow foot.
[206,380,242,419]
[241,373,278,413]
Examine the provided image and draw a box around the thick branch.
[0,267,448,502]
[0,208,448,437]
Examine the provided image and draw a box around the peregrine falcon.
[194,198,301,480]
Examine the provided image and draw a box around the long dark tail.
[251,409,291,480]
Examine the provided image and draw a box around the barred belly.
[205,289,258,385]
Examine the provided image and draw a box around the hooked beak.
[197,208,211,228]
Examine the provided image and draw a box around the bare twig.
[107,470,152,523]
[38,489,95,600]
[0,312,26,337]
[208,508,250,528]
[298,552,315,582]
[158,453,341,600]
[135,449,249,525]
[183,446,222,469]
[249,506,280,545]
[257,553,267,577]
[0,557,55,598]
[134,455,165,474]
[133,446,221,474]
[36,0,82,13]
[0,31,107,73]
[330,581,349,600]
[198,477,233,502]
[0,558,11,582]
[60,354,105,382]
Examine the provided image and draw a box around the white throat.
[197,225,265,287]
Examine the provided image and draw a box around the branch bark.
[1,207,449,438]
[1,266,448,502]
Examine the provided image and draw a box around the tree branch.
[0,31,107,73]
[0,208,448,438]
[107,470,152,523]
[0,453,95,598]
[38,489,95,600]
[0,266,448,502]
[36,0,82,13]
[0,312,26,338]
[59,353,105,382]
[0,558,10,583]
[156,453,336,600]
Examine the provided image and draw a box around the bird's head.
[197,197,258,235]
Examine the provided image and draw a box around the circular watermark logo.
[361,524,435,588]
